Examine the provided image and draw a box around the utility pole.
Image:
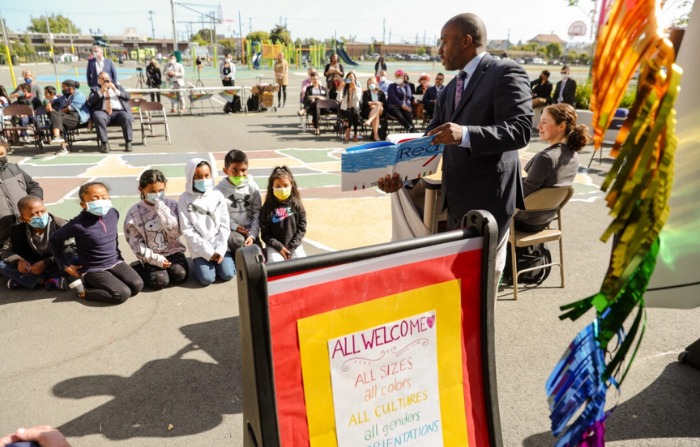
[45,15,60,89]
[149,10,156,39]
[238,11,244,60]
[0,10,17,88]
[383,19,386,43]
[249,18,252,34]
[170,0,178,55]
[507,28,511,50]
[388,30,391,44]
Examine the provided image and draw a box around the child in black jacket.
[260,166,306,263]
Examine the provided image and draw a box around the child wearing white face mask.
[49,182,144,303]
[124,169,188,290]
[260,166,307,263]
[178,158,234,286]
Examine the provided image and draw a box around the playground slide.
[336,45,359,66]
[252,52,262,69]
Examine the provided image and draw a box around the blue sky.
[0,0,691,45]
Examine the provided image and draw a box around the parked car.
[531,57,547,65]
[514,58,525,64]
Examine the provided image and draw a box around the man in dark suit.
[422,72,445,119]
[552,65,576,106]
[87,72,134,153]
[86,46,118,89]
[379,13,532,282]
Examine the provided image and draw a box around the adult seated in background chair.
[301,73,327,136]
[422,72,445,120]
[87,46,117,89]
[0,85,10,108]
[339,72,362,142]
[298,67,316,109]
[10,70,42,103]
[47,80,90,155]
[415,73,431,95]
[87,72,134,153]
[516,103,589,231]
[327,73,344,101]
[377,70,390,94]
[387,69,416,133]
[552,65,576,107]
[530,70,552,130]
[361,77,386,141]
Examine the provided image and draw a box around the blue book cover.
[341,136,444,191]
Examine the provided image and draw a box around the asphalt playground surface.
[1,61,699,446]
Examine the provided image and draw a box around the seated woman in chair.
[361,77,386,141]
[302,73,327,136]
[515,103,590,232]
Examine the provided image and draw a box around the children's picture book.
[340,136,444,192]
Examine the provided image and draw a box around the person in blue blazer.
[86,46,118,88]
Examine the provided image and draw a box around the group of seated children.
[300,63,438,142]
[0,149,307,304]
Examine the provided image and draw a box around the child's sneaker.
[7,279,21,290]
[50,136,65,145]
[45,277,68,291]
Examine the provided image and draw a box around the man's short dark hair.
[437,72,444,77]
[17,195,43,213]
[562,65,570,71]
[224,149,248,167]
[542,70,550,78]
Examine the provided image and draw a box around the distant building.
[528,34,567,46]
[487,39,513,52]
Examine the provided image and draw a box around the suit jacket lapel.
[450,53,491,121]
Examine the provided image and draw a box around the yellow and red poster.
[265,237,493,446]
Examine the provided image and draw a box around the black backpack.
[503,243,552,285]
[224,95,242,114]
[247,94,259,112]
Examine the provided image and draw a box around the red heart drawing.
[427,315,435,328]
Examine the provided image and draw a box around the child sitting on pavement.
[49,182,144,304]
[215,149,261,257]
[0,195,76,290]
[178,158,234,285]
[124,169,189,290]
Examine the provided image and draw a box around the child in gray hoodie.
[215,149,262,256]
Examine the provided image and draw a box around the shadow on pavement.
[54,317,242,440]
[522,362,700,446]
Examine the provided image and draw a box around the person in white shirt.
[164,54,186,114]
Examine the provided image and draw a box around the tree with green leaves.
[22,34,36,56]
[544,42,562,60]
[246,30,270,43]
[27,14,81,34]
[193,28,215,43]
[270,24,291,45]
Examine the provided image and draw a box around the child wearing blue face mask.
[124,169,188,289]
[0,195,76,290]
[178,158,234,286]
[49,181,144,303]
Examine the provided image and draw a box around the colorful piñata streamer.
[546,0,683,445]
